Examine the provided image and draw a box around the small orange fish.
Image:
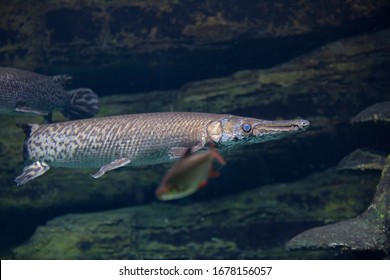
[155,147,226,200]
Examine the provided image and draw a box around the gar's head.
[206,115,310,148]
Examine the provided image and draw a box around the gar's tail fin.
[63,88,99,120]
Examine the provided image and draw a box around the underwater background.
[0,0,389,259]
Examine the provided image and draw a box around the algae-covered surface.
[287,156,390,253]
[1,1,390,259]
[11,169,380,259]
[351,101,390,124]
[1,0,390,93]
[337,149,387,172]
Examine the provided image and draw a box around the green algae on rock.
[1,0,388,72]
[337,148,387,172]
[286,99,390,254]
[286,155,390,253]
[12,168,378,259]
[351,101,390,124]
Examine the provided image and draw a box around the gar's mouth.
[254,120,310,132]
[253,125,299,133]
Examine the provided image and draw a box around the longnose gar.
[0,67,99,121]
[15,112,310,185]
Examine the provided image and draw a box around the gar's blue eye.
[242,123,252,133]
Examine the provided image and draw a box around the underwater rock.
[176,29,390,117]
[0,0,389,93]
[12,168,378,259]
[91,29,390,124]
[1,28,390,253]
[286,99,390,254]
[286,210,386,251]
[351,101,390,124]
[337,148,387,172]
[286,155,390,252]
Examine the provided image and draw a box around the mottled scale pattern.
[25,112,228,168]
[0,67,70,114]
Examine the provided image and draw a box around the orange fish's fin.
[211,149,226,165]
[155,184,169,198]
[209,167,220,178]
[198,180,208,189]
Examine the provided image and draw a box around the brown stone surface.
[286,156,390,252]
[351,101,390,124]
[12,168,379,259]
[1,0,389,94]
[337,148,387,172]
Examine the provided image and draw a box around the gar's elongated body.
[15,112,310,185]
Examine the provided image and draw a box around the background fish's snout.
[296,119,310,130]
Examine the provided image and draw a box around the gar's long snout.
[253,119,310,133]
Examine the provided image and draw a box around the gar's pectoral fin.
[91,158,131,178]
[15,161,50,186]
[169,143,204,159]
[169,147,188,159]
